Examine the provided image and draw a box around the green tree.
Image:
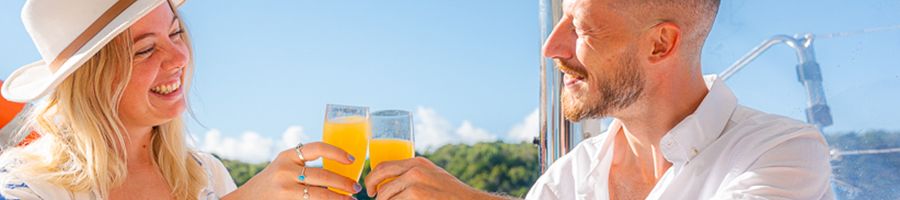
[218,157,268,186]
[422,141,539,198]
[220,141,541,199]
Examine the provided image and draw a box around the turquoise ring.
[298,166,308,182]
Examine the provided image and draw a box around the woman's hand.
[223,142,362,200]
[364,157,506,200]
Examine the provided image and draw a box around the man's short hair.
[620,0,721,54]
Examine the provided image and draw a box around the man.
[364,0,834,199]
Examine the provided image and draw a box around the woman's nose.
[160,40,188,72]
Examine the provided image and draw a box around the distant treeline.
[218,141,540,199]
[825,130,900,200]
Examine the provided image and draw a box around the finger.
[375,170,436,200]
[374,173,411,200]
[365,157,432,197]
[298,167,362,195]
[282,142,354,165]
[390,185,434,200]
[300,185,356,200]
[364,159,409,196]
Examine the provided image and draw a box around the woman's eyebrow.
[133,16,180,43]
[133,32,155,43]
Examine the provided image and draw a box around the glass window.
[706,1,900,199]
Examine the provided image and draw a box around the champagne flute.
[322,104,370,195]
[368,109,415,189]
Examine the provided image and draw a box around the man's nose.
[542,23,576,59]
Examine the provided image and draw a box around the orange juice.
[369,139,415,169]
[323,116,370,195]
[369,138,414,190]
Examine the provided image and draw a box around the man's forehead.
[561,0,577,14]
[562,0,605,16]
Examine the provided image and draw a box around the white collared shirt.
[526,75,834,200]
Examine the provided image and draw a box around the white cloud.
[200,125,313,163]
[456,120,497,144]
[506,108,539,143]
[413,106,456,151]
[412,106,510,152]
[278,125,308,150]
[198,107,541,162]
[202,129,275,163]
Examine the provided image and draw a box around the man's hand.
[364,157,507,200]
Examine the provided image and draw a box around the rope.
[816,24,900,39]
[832,147,900,157]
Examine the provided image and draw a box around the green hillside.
[219,141,540,199]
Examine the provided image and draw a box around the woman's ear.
[647,22,681,64]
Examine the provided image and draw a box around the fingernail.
[350,196,358,200]
[348,154,356,162]
[353,183,363,193]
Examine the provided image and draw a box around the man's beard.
[560,52,645,122]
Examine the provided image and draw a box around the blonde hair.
[1,4,208,199]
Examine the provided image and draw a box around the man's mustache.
[554,59,588,79]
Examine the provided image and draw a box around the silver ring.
[303,184,311,200]
[295,142,306,161]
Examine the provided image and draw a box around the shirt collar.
[658,75,738,164]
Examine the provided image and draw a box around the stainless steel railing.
[720,33,833,129]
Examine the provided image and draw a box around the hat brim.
[1,61,54,103]
[1,0,186,103]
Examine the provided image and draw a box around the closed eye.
[169,29,184,39]
[136,45,155,57]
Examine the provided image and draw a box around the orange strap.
[49,0,137,71]
[17,132,40,147]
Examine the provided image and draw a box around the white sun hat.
[1,0,186,103]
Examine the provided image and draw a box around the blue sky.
[2,0,898,162]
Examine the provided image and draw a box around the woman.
[0,0,359,199]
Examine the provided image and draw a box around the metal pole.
[539,0,572,172]
[794,34,833,128]
[537,0,610,173]
[719,34,833,129]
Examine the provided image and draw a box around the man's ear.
[647,22,681,64]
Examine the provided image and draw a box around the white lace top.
[0,152,237,200]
